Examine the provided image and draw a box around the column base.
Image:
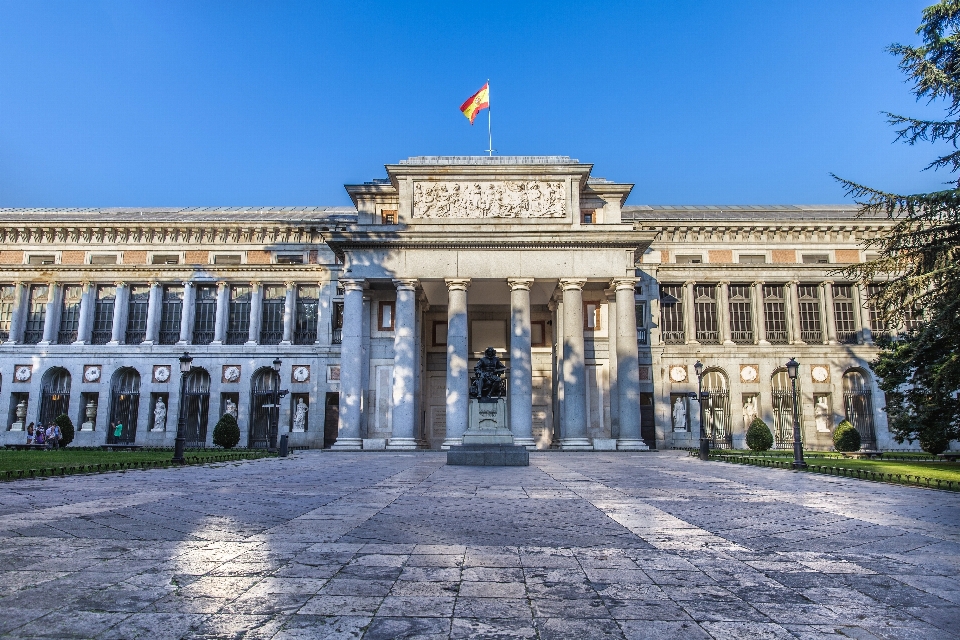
[245,340,258,346]
[512,437,537,450]
[106,340,120,346]
[617,438,650,451]
[38,340,51,346]
[72,340,86,345]
[685,339,701,345]
[211,340,223,346]
[279,340,292,345]
[757,339,770,346]
[330,438,363,451]
[722,340,736,346]
[140,340,154,346]
[386,438,418,450]
[440,437,463,450]
[176,340,188,345]
[560,438,593,451]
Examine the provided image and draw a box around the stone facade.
[0,156,907,451]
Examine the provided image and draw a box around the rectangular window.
[378,301,395,331]
[381,209,398,225]
[798,284,823,343]
[57,284,83,344]
[260,285,285,345]
[332,302,344,344]
[294,285,319,345]
[89,254,118,265]
[763,284,788,344]
[581,209,596,224]
[832,284,857,344]
[802,254,830,264]
[192,284,217,345]
[531,320,546,347]
[659,284,685,344]
[276,254,304,265]
[694,284,718,344]
[728,284,754,344]
[584,302,601,330]
[125,285,150,344]
[0,285,15,341]
[635,301,648,345]
[91,285,116,345]
[904,308,924,332]
[152,254,180,265]
[213,254,242,265]
[226,285,251,345]
[24,285,48,344]
[866,284,888,335]
[159,285,183,345]
[675,255,702,264]
[28,255,56,266]
[738,254,766,264]
[433,320,448,347]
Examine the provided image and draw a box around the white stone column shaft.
[39,282,60,345]
[442,279,471,449]
[614,279,648,451]
[560,279,592,450]
[509,278,535,449]
[332,279,365,450]
[108,282,129,344]
[177,281,195,345]
[753,281,769,345]
[387,279,418,450]
[315,281,326,344]
[246,282,262,345]
[142,281,162,344]
[212,281,229,345]
[6,282,27,344]
[74,282,95,345]
[788,280,805,345]
[281,280,296,345]
[855,282,873,345]
[719,281,734,345]
[822,281,837,345]
[683,280,699,344]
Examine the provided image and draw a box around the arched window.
[39,368,71,426]
[771,369,797,449]
[108,368,140,444]
[249,368,280,449]
[702,369,731,448]
[182,368,211,448]
[843,370,876,448]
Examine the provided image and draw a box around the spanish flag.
[460,82,489,125]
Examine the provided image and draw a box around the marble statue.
[152,397,166,432]
[292,398,308,433]
[742,395,758,430]
[815,396,831,432]
[225,399,238,419]
[672,397,687,431]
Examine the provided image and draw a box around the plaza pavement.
[0,450,958,640]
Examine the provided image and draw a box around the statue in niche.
[815,396,831,432]
[225,399,238,419]
[672,397,687,432]
[469,347,506,401]
[292,398,308,433]
[742,395,758,431]
[152,397,166,432]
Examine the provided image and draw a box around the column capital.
[148,280,161,288]
[284,280,296,289]
[821,279,835,287]
[182,280,194,288]
[684,279,697,286]
[507,278,535,291]
[789,279,800,286]
[752,280,765,287]
[559,278,586,291]
[340,278,366,292]
[249,280,261,291]
[114,281,127,288]
[719,279,730,286]
[393,278,419,291]
[217,280,228,289]
[444,278,471,291]
[610,277,639,292]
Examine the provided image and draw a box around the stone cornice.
[0,265,332,283]
[0,223,332,246]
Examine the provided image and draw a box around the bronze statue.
[470,347,506,400]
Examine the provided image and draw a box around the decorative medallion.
[740,364,759,383]
[669,365,687,383]
[222,365,241,383]
[14,365,32,383]
[83,365,102,383]
[811,365,830,383]
[292,365,310,383]
[153,365,171,383]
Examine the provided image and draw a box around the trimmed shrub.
[833,419,861,452]
[212,414,241,449]
[54,413,75,447]
[918,430,950,455]
[745,417,774,451]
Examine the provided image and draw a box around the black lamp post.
[173,352,193,464]
[694,360,710,461]
[268,357,284,452]
[786,357,807,470]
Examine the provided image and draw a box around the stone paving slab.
[0,450,958,639]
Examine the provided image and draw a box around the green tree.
[54,413,75,447]
[833,1,960,451]
[212,413,241,449]
[745,417,774,452]
[833,420,862,453]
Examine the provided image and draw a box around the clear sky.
[0,0,950,207]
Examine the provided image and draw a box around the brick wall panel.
[835,249,860,263]
[185,251,209,264]
[708,250,733,264]
[60,251,85,265]
[0,251,23,264]
[772,250,796,264]
[246,250,272,264]
[123,251,147,265]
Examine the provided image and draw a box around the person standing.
[34,424,45,447]
[113,422,124,443]
[26,422,34,445]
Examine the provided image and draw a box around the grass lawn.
[716,450,960,484]
[0,448,266,475]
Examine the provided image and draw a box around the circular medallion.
[223,366,241,382]
[812,366,829,382]
[154,366,170,382]
[293,366,310,382]
[14,366,31,381]
[84,367,101,382]
[740,365,758,382]
[669,365,687,383]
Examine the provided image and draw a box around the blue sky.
[0,0,949,207]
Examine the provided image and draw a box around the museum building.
[0,156,900,451]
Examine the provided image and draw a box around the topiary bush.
[833,419,861,452]
[745,417,774,451]
[918,429,950,455]
[212,414,240,449]
[54,413,75,447]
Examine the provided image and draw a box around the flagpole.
[486,79,493,156]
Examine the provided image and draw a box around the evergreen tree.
[833,1,960,450]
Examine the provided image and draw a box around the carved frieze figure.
[413,181,565,218]
[469,347,507,400]
[153,397,166,432]
[292,398,308,433]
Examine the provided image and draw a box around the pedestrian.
[113,422,123,442]
[26,422,34,445]
[47,422,61,450]
[34,423,45,447]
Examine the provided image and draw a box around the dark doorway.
[39,367,71,427]
[182,368,211,448]
[108,368,140,444]
[324,392,339,448]
[640,393,656,449]
[249,368,280,449]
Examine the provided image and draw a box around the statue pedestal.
[81,422,95,432]
[10,422,23,432]
[448,398,528,466]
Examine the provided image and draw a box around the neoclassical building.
[0,156,901,451]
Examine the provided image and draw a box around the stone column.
[108,282,129,345]
[332,278,365,450]
[6,282,27,344]
[177,281,195,345]
[508,278,535,449]
[788,280,805,345]
[822,280,837,345]
[560,278,592,450]
[39,282,60,345]
[719,280,734,345]
[74,281,95,345]
[614,278,648,451]
[683,280,699,344]
[315,280,326,345]
[753,281,769,345]
[442,279,471,449]
[246,281,262,345]
[142,281,162,344]
[387,279,418,450]
[605,287,619,440]
[855,282,873,345]
[281,280,296,345]
[212,281,229,345]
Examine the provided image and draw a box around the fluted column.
[142,281,162,344]
[212,281,229,345]
[822,280,837,345]
[280,280,296,345]
[509,278,535,449]
[613,278,648,451]
[177,281,195,345]
[246,282,262,345]
[108,282,129,345]
[788,280,805,345]
[332,279,365,450]
[753,281,769,345]
[387,279,419,450]
[719,280,734,345]
[6,282,27,344]
[315,280,326,344]
[39,282,60,345]
[74,282,95,345]
[560,278,592,450]
[683,280,698,344]
[856,282,873,345]
[442,278,471,449]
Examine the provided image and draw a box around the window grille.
[192,285,217,345]
[336,283,345,296]
[771,371,797,449]
[659,285,685,344]
[91,285,116,345]
[260,285,285,345]
[635,302,648,345]
[332,301,344,344]
[702,370,732,449]
[226,285,251,345]
[798,284,823,343]
[159,285,183,345]
[866,284,887,335]
[832,284,857,344]
[294,285,319,345]
[276,254,303,264]
[694,284,719,344]
[843,371,877,449]
[58,285,83,344]
[0,285,15,341]
[23,284,49,344]
[763,285,788,344]
[903,308,924,333]
[728,284,754,344]
[125,285,150,344]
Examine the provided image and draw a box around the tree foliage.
[212,414,240,449]
[833,1,960,450]
[833,420,862,453]
[745,417,774,452]
[54,414,75,448]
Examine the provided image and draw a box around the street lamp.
[173,351,193,464]
[267,358,287,452]
[786,357,807,470]
[693,360,710,461]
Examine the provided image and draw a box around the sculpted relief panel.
[413,180,566,219]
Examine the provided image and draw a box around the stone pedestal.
[10,421,24,432]
[448,398,529,466]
